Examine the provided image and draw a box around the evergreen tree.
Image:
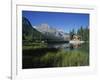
[70,29,75,40]
[77,26,89,41]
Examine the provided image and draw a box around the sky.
[22,11,89,33]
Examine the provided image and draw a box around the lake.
[22,42,89,69]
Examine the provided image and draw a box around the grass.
[23,42,89,68]
[40,50,89,67]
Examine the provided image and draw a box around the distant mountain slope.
[35,24,70,41]
[22,17,70,43]
[22,17,43,41]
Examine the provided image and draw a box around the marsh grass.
[40,50,89,67]
[23,43,89,68]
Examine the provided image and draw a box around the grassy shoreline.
[40,50,89,67]
[23,47,89,68]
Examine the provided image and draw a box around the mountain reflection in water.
[22,42,89,69]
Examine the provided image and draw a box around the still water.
[48,42,89,52]
[23,42,89,69]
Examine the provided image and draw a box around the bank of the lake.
[22,42,89,69]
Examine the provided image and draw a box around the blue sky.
[22,11,89,33]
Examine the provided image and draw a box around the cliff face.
[22,17,70,42]
[35,23,70,41]
[22,17,44,41]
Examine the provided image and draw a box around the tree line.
[70,26,89,41]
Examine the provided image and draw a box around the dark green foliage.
[22,17,44,42]
[40,50,89,67]
[77,26,89,41]
[70,29,76,40]
[70,26,89,41]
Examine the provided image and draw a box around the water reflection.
[47,42,83,50]
[23,42,89,69]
